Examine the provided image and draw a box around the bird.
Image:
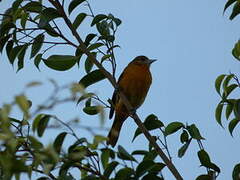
[107,55,156,147]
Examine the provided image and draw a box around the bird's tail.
[107,115,127,147]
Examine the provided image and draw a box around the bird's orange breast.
[118,64,152,109]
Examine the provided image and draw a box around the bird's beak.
[148,59,157,64]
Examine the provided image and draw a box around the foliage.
[0,0,238,179]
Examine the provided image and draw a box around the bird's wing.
[109,68,126,119]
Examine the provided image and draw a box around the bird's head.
[130,56,156,67]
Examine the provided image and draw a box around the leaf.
[9,45,24,64]
[180,130,189,143]
[115,167,135,180]
[6,40,13,62]
[87,43,104,51]
[68,0,86,14]
[28,136,43,150]
[215,74,226,95]
[53,132,67,154]
[196,175,212,180]
[91,14,108,26]
[232,40,240,60]
[178,139,191,158]
[44,55,77,71]
[23,2,42,13]
[77,93,95,105]
[233,99,240,119]
[113,18,122,26]
[228,118,240,136]
[186,124,204,140]
[117,145,137,162]
[83,106,100,115]
[73,13,87,30]
[133,114,164,141]
[223,74,234,91]
[226,103,234,120]
[41,8,61,23]
[103,161,118,178]
[79,70,106,88]
[224,0,237,13]
[101,149,110,170]
[230,2,240,20]
[164,122,184,136]
[198,150,211,166]
[84,33,97,47]
[224,84,238,98]
[17,44,28,72]
[215,103,224,127]
[0,35,11,53]
[232,163,240,180]
[136,160,155,177]
[33,114,51,137]
[31,34,44,58]
[85,56,94,74]
[131,150,148,156]
[34,54,43,70]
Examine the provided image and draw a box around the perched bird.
[107,56,156,147]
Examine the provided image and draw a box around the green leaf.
[20,12,28,29]
[224,0,237,13]
[34,54,43,70]
[115,167,135,180]
[41,8,61,23]
[136,160,155,177]
[230,2,240,20]
[87,43,104,51]
[84,34,97,47]
[0,35,11,53]
[9,45,24,65]
[198,150,211,166]
[31,34,44,58]
[103,161,118,178]
[79,70,106,88]
[233,99,240,119]
[96,21,110,37]
[91,14,108,26]
[232,40,240,60]
[83,106,100,115]
[232,163,240,180]
[196,175,212,180]
[35,114,51,137]
[143,150,158,161]
[77,93,95,105]
[73,13,87,30]
[17,44,28,72]
[224,84,238,98]
[149,163,166,174]
[28,136,43,150]
[131,150,148,156]
[53,132,67,154]
[228,118,240,136]
[223,74,234,91]
[133,114,164,141]
[113,18,122,26]
[180,130,189,143]
[215,74,226,95]
[68,0,86,14]
[23,2,42,13]
[44,55,77,71]
[164,122,184,136]
[117,145,137,162]
[85,56,94,74]
[178,139,191,158]
[101,149,110,170]
[215,103,224,127]
[186,124,204,140]
[6,40,13,62]
[226,103,234,120]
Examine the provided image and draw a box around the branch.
[48,1,183,179]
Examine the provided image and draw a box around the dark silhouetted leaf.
[44,55,77,71]
[215,103,224,127]
[196,175,212,180]
[79,70,106,88]
[230,2,240,20]
[232,163,240,180]
[180,130,189,143]
[77,93,95,105]
[224,0,237,13]
[83,106,100,115]
[103,161,118,178]
[178,139,191,158]
[117,145,137,162]
[31,34,44,58]
[187,124,204,140]
[228,118,240,136]
[91,14,108,26]
[101,149,110,170]
[73,13,87,30]
[198,150,211,167]
[115,167,135,180]
[164,122,184,136]
[34,53,43,70]
[54,132,67,154]
[232,40,240,60]
[215,74,226,95]
[226,103,234,120]
[68,0,86,14]
[136,160,155,177]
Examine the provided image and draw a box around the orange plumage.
[107,56,156,147]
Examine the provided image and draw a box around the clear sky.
[0,0,240,179]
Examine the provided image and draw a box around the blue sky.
[0,0,240,179]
